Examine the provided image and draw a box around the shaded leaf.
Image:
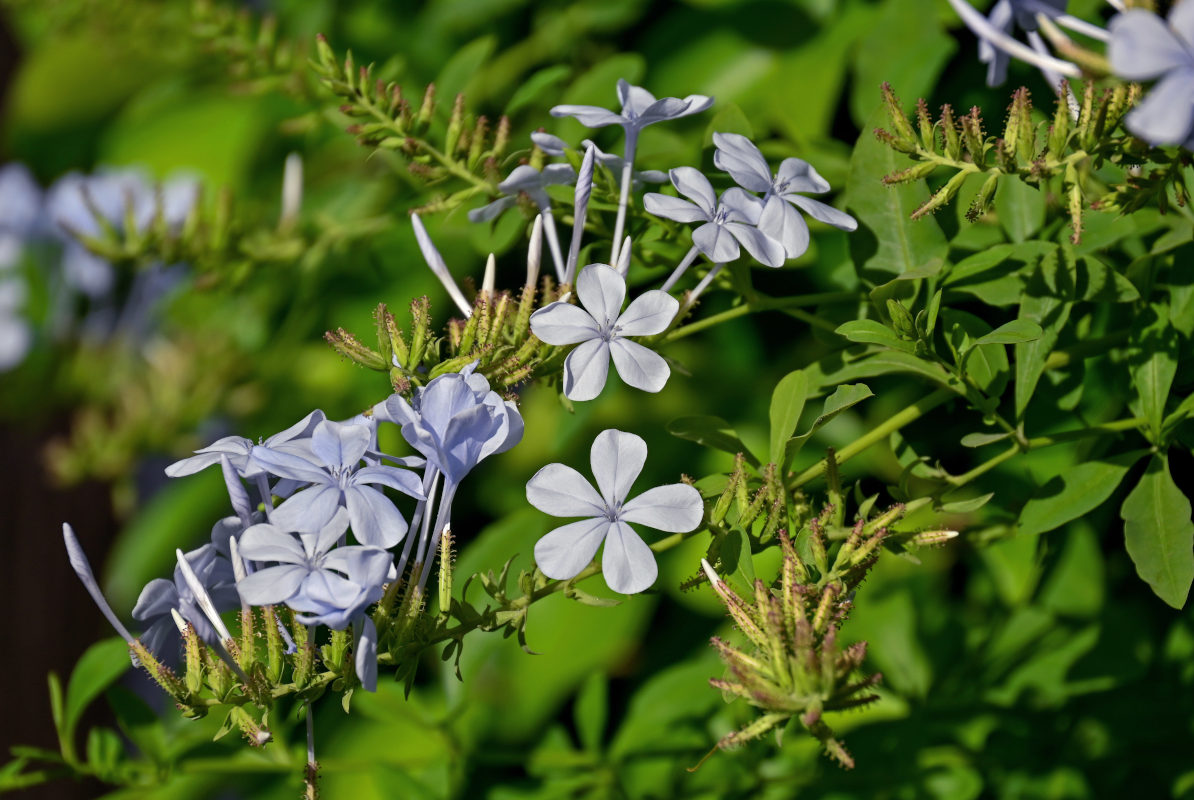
[667,416,759,467]
[1121,454,1194,609]
[769,370,808,465]
[1019,451,1144,536]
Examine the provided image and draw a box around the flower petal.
[726,222,787,268]
[534,517,612,580]
[355,616,378,692]
[670,167,717,216]
[643,192,709,224]
[712,132,773,193]
[549,104,627,128]
[250,445,329,485]
[1124,67,1194,145]
[601,521,658,594]
[616,290,679,336]
[530,301,601,345]
[590,429,647,507]
[525,463,605,517]
[562,338,611,402]
[345,485,408,548]
[354,465,425,498]
[775,157,831,194]
[786,194,858,232]
[239,524,309,563]
[132,578,179,622]
[311,420,370,470]
[1109,10,1192,80]
[576,263,626,326]
[621,483,704,532]
[236,564,309,606]
[759,197,809,260]
[691,222,742,263]
[609,339,671,394]
[269,485,342,534]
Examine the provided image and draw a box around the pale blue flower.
[468,164,578,223]
[713,133,857,259]
[132,544,240,658]
[166,410,327,478]
[252,419,424,548]
[374,362,523,486]
[1110,3,1194,149]
[644,167,786,267]
[977,0,1066,85]
[550,80,713,136]
[527,429,704,594]
[530,133,667,186]
[530,264,677,401]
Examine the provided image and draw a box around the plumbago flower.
[530,263,678,401]
[235,509,389,690]
[1109,2,1194,149]
[552,79,714,264]
[252,419,424,548]
[645,167,785,268]
[713,133,857,260]
[469,163,576,280]
[132,545,240,658]
[977,0,1066,85]
[374,362,523,587]
[526,429,703,594]
[166,410,327,478]
[531,132,668,186]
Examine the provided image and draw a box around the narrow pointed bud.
[416,83,436,127]
[916,98,935,151]
[130,640,187,700]
[565,144,595,285]
[314,33,335,69]
[911,169,968,219]
[526,214,544,288]
[960,108,986,166]
[493,115,511,159]
[408,295,431,368]
[881,161,938,185]
[438,525,454,616]
[457,296,483,354]
[940,105,961,161]
[1048,83,1072,158]
[616,235,632,277]
[262,606,285,683]
[908,529,959,547]
[1068,183,1083,245]
[412,213,472,317]
[231,707,272,747]
[62,523,135,647]
[966,172,1000,222]
[481,253,496,298]
[179,617,204,696]
[700,557,723,588]
[325,328,387,370]
[445,93,466,155]
[175,549,233,644]
[377,303,408,368]
[279,152,302,232]
[468,115,488,169]
[880,83,917,150]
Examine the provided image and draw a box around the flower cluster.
[63,362,523,692]
[0,162,199,371]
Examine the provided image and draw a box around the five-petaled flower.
[644,167,786,267]
[527,429,704,594]
[1109,2,1194,150]
[713,133,857,260]
[530,264,677,401]
[550,79,712,136]
[467,163,578,223]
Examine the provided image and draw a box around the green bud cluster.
[312,36,507,212]
[876,81,1183,244]
[325,275,575,398]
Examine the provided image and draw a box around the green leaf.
[807,348,954,391]
[835,319,913,352]
[1014,248,1071,419]
[845,112,948,280]
[573,673,608,754]
[1121,453,1194,609]
[666,416,759,467]
[973,319,1043,345]
[64,638,131,745]
[786,383,874,463]
[769,370,808,465]
[1128,304,1180,442]
[994,175,1045,242]
[944,241,1054,307]
[939,492,994,513]
[505,65,571,116]
[434,35,497,104]
[943,308,1010,396]
[703,102,754,143]
[961,431,1012,447]
[1018,451,1144,536]
[1072,255,1140,303]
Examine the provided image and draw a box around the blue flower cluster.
[63,362,523,691]
[0,163,199,371]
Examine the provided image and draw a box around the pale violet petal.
[250,445,328,484]
[355,616,378,691]
[1124,68,1194,145]
[238,524,308,563]
[236,564,308,606]
[691,222,742,263]
[643,193,709,224]
[621,483,704,532]
[525,463,605,517]
[269,485,341,534]
[786,194,859,232]
[345,485,407,548]
[590,429,647,506]
[669,167,717,217]
[601,521,658,594]
[609,339,671,394]
[1109,10,1191,80]
[549,104,627,128]
[760,196,809,260]
[726,221,787,267]
[530,301,601,345]
[712,132,773,193]
[534,517,611,581]
[354,465,425,498]
[576,263,626,327]
[531,131,569,155]
[775,157,831,194]
[562,338,611,401]
[311,419,370,469]
[616,290,679,336]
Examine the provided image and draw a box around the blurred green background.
[3,0,1192,798]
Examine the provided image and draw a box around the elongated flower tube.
[565,144,596,285]
[527,429,703,594]
[63,523,136,649]
[411,213,472,316]
[469,164,575,281]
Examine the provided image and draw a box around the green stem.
[787,388,954,490]
[664,291,860,342]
